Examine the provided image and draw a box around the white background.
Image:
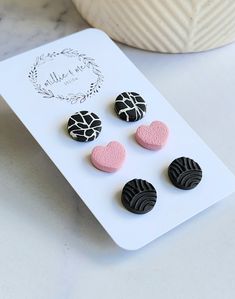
[2,28,234,251]
[0,1,235,298]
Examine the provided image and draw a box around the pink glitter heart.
[91,141,126,172]
[135,121,169,150]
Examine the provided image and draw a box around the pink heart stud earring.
[135,120,169,150]
[91,141,126,172]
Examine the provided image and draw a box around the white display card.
[0,29,235,250]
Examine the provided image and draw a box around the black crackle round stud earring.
[67,111,102,142]
[114,92,147,122]
[121,178,157,214]
[168,157,202,190]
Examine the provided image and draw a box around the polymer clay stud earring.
[121,178,157,214]
[67,111,102,142]
[135,120,169,150]
[114,92,146,122]
[91,141,126,173]
[168,157,202,190]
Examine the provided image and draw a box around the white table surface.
[0,1,235,299]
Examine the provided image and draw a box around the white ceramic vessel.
[73,0,235,53]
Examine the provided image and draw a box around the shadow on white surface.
[1,94,235,298]
[0,97,129,261]
[0,95,226,259]
[0,94,232,256]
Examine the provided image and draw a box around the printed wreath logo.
[28,48,104,104]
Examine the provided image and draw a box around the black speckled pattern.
[67,111,102,142]
[115,92,146,122]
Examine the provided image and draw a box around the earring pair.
[121,155,203,215]
[67,91,147,142]
[68,109,169,172]
[90,119,169,174]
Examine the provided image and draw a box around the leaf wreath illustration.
[28,49,104,104]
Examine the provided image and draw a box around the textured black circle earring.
[168,157,202,190]
[67,111,102,142]
[114,92,147,122]
[121,178,157,214]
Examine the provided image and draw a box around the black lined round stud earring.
[121,178,157,214]
[168,157,202,190]
[114,92,147,122]
[67,111,102,142]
